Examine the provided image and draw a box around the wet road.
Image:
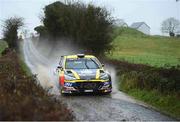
[60,95,171,121]
[22,38,174,121]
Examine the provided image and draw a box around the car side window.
[59,56,64,67]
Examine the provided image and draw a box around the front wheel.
[60,86,64,94]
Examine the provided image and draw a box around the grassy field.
[0,40,8,56]
[107,27,180,67]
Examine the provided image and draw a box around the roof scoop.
[77,54,85,58]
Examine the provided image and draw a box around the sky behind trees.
[0,0,180,37]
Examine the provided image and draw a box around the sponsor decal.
[64,82,72,87]
[79,69,94,74]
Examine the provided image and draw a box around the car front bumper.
[61,88,112,94]
[61,81,112,94]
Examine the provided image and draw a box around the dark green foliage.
[107,59,180,94]
[2,17,24,50]
[170,32,175,37]
[34,25,48,40]
[120,70,180,94]
[177,34,180,37]
[43,2,67,38]
[35,1,113,55]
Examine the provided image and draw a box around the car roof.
[63,54,96,59]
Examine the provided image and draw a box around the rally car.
[56,54,112,94]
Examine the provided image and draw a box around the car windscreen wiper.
[85,59,90,69]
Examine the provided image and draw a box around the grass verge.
[0,40,8,56]
[125,89,180,119]
[106,59,180,119]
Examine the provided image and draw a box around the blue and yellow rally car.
[56,54,112,94]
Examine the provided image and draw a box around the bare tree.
[161,17,180,37]
[2,17,24,49]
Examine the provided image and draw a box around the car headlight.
[100,73,109,80]
[101,81,111,89]
[64,74,76,80]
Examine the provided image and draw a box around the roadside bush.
[120,71,159,91]
[108,59,180,94]
[176,34,180,38]
[0,51,73,120]
[120,70,180,94]
[120,71,139,91]
[2,17,24,50]
[1,48,14,56]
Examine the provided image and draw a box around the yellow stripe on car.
[71,70,80,79]
[65,79,109,83]
[96,69,100,79]
[66,55,78,59]
[65,55,95,59]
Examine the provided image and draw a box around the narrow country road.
[22,38,174,121]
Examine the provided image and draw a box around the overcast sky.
[0,0,180,38]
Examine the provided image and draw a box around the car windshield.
[65,58,100,69]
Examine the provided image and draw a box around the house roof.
[131,22,150,29]
[114,19,128,27]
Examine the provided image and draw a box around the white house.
[130,22,150,35]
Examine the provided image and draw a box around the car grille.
[75,82,103,90]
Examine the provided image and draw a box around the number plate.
[84,90,93,92]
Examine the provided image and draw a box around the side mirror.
[57,66,63,70]
[54,66,63,75]
[102,64,105,67]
